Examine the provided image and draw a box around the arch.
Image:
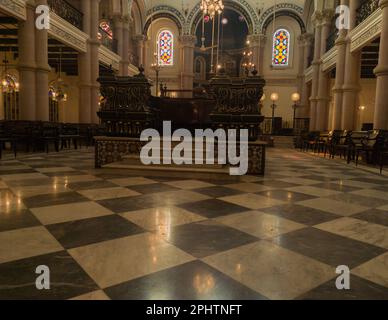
[259,3,305,33]
[187,0,260,35]
[143,5,185,35]
[272,28,290,66]
[144,12,183,36]
[194,56,206,80]
[131,0,145,35]
[262,10,306,34]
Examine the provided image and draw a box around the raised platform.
[94,136,266,175]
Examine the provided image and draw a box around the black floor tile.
[105,260,267,300]
[0,209,41,232]
[22,192,89,208]
[166,220,258,258]
[273,227,386,268]
[128,183,180,194]
[0,251,98,299]
[194,186,244,198]
[298,275,388,300]
[178,199,247,218]
[67,180,117,191]
[352,209,388,227]
[47,215,145,249]
[262,204,340,226]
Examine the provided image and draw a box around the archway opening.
[194,8,249,79]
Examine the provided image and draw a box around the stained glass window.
[272,29,290,66]
[100,21,113,39]
[158,30,174,66]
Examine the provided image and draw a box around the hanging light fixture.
[49,47,68,102]
[200,0,224,19]
[1,50,19,93]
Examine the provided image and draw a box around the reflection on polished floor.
[1,147,388,300]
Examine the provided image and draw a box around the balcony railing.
[48,0,83,30]
[356,0,380,25]
[99,27,118,53]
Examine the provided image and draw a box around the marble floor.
[0,147,388,300]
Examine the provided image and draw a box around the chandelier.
[49,48,68,102]
[200,0,224,19]
[1,51,19,93]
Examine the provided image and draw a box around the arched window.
[272,29,290,66]
[158,30,174,66]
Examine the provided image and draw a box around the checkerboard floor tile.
[0,147,388,300]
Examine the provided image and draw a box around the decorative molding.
[128,63,139,76]
[259,3,304,32]
[304,66,313,83]
[321,46,337,72]
[0,0,26,20]
[49,12,88,53]
[187,0,260,35]
[99,45,121,71]
[350,7,382,52]
[144,5,185,34]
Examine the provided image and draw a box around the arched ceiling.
[138,1,309,35]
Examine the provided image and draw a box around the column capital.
[312,11,323,27]
[247,34,266,46]
[134,34,147,43]
[299,33,314,46]
[380,0,388,9]
[321,9,335,26]
[179,35,197,47]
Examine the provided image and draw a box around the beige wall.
[48,72,80,123]
[145,18,181,96]
[261,16,302,125]
[358,78,377,129]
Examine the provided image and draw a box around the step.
[104,161,230,174]
[122,154,227,165]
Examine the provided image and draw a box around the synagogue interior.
[0,0,388,301]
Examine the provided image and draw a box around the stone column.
[35,0,50,121]
[121,17,130,75]
[258,35,266,76]
[113,15,124,75]
[309,13,322,130]
[90,0,101,123]
[315,10,333,131]
[374,0,388,129]
[18,2,36,120]
[78,0,92,123]
[134,34,146,67]
[341,0,361,130]
[247,34,260,71]
[300,33,313,118]
[331,0,349,129]
[296,34,306,117]
[180,35,196,98]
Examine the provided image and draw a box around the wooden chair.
[355,130,386,166]
[59,123,82,150]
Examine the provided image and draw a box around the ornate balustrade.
[209,68,266,141]
[97,67,159,137]
[48,0,83,30]
[356,0,380,25]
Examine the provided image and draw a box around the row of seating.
[0,121,106,159]
[295,130,388,174]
